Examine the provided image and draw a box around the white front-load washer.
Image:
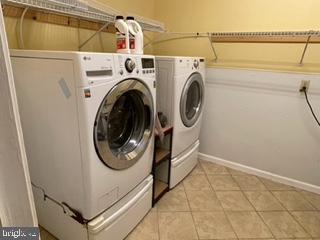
[156,56,205,188]
[11,50,157,240]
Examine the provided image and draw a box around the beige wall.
[4,0,155,53]
[154,0,320,73]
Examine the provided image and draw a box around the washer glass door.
[94,79,154,170]
[180,73,204,127]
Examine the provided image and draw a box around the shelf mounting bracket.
[208,33,218,62]
[78,21,113,50]
[299,34,312,65]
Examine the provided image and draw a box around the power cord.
[300,86,320,127]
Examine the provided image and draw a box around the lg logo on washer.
[83,54,114,85]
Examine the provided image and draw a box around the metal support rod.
[299,35,312,65]
[160,31,208,36]
[143,35,207,49]
[144,32,152,42]
[78,21,112,50]
[143,32,159,50]
[208,32,218,61]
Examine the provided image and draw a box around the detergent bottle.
[126,16,143,55]
[126,16,136,51]
[115,16,130,54]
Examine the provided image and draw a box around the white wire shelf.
[145,30,320,64]
[2,0,165,32]
[2,0,117,22]
[131,14,165,32]
[210,30,320,43]
[211,30,320,37]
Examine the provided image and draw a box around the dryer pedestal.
[170,140,199,188]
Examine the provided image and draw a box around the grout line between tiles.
[271,190,317,211]
[148,161,319,240]
[154,205,161,240]
[183,170,201,240]
[206,159,320,239]
[229,172,276,239]
[261,181,313,238]
[283,210,313,238]
[297,189,320,211]
[200,160,240,240]
[149,161,320,240]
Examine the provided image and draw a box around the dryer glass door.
[180,73,204,127]
[94,79,154,170]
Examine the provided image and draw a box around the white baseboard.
[198,153,320,194]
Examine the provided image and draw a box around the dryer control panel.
[168,56,205,76]
[177,57,205,70]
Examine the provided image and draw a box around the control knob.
[125,58,136,73]
[193,59,200,69]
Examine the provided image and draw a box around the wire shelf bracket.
[299,35,312,65]
[207,32,218,61]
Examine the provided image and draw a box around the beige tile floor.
[40,226,57,240]
[40,160,320,240]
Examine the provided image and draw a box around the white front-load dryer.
[11,50,156,239]
[156,56,205,188]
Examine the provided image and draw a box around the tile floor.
[40,226,57,240]
[40,160,320,240]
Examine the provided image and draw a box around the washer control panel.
[141,57,155,75]
[142,69,155,74]
[78,53,156,87]
[116,54,155,77]
[80,53,114,86]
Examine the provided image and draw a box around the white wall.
[200,67,320,191]
[0,4,38,226]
